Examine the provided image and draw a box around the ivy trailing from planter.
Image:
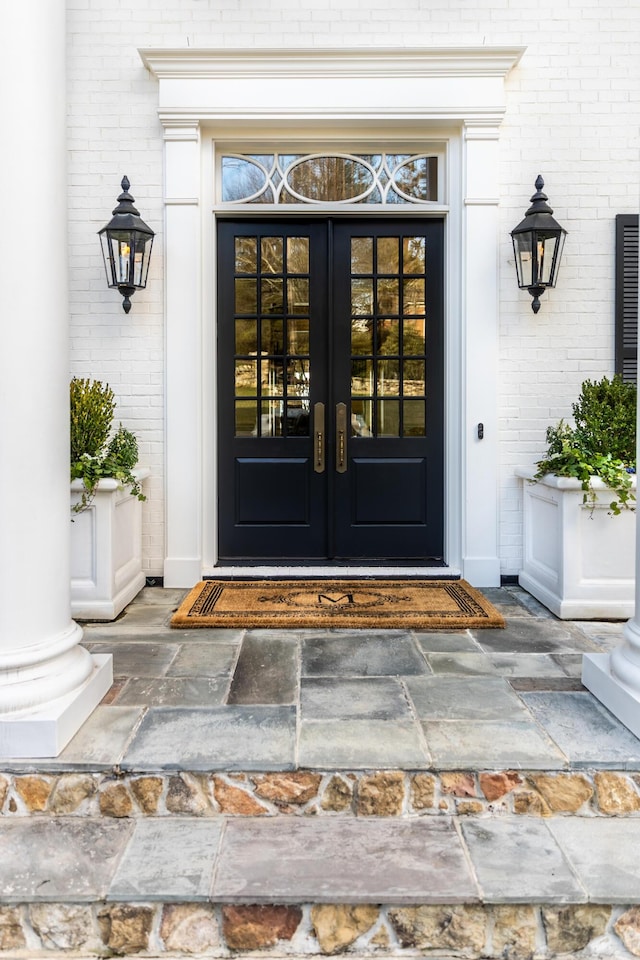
[534,376,636,516]
[70,377,146,514]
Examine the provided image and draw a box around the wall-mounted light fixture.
[98,177,155,313]
[511,175,567,313]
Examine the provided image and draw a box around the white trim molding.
[140,47,524,588]
[140,47,526,80]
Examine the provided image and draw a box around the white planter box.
[70,468,150,621]
[516,468,636,620]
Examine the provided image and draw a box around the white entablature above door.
[139,46,525,130]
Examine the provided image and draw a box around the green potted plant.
[533,376,636,515]
[517,375,637,619]
[70,377,146,513]
[70,378,150,620]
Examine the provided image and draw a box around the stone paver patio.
[3,584,640,957]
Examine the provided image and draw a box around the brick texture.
[66,0,640,575]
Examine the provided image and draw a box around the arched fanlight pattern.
[220,153,439,205]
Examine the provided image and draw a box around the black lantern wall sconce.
[99,177,155,313]
[511,175,567,313]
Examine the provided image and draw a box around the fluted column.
[0,0,112,757]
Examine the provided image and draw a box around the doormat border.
[170,579,505,629]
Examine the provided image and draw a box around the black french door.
[217,218,444,562]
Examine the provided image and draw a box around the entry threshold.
[208,565,461,580]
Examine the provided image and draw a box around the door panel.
[332,221,444,559]
[217,221,328,559]
[351,459,426,524]
[217,218,444,563]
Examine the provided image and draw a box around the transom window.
[220,152,439,205]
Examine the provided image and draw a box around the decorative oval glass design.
[221,153,439,205]
[286,156,376,203]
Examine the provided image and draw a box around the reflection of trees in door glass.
[351,279,374,315]
[351,237,373,273]
[235,319,257,355]
[287,156,375,202]
[403,236,425,273]
[261,278,284,314]
[261,237,283,273]
[377,237,399,273]
[287,237,309,273]
[235,236,257,273]
[351,318,374,355]
[235,278,257,314]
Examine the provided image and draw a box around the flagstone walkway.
[5,583,637,773]
[3,585,640,958]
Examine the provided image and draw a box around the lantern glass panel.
[100,230,153,289]
[513,234,533,289]
[537,232,558,286]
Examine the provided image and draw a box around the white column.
[461,122,502,587]
[582,238,640,735]
[0,0,112,757]
[162,123,203,587]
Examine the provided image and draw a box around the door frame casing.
[141,46,525,587]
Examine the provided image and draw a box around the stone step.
[2,814,640,957]
[3,767,640,819]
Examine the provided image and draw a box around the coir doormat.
[170,579,504,630]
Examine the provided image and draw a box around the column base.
[582,652,640,741]
[0,654,113,759]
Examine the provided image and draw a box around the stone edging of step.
[2,768,640,818]
[1,901,640,958]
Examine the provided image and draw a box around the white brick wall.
[66,0,640,577]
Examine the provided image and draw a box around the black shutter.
[615,214,639,384]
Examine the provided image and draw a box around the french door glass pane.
[235,278,257,314]
[235,318,257,354]
[403,236,425,273]
[351,319,374,355]
[261,359,284,396]
[377,237,399,274]
[404,359,426,395]
[261,318,284,354]
[235,400,257,436]
[351,236,373,273]
[287,319,310,353]
[287,237,309,273]
[287,278,309,312]
[261,237,283,272]
[235,359,257,394]
[261,277,284,313]
[403,278,425,315]
[377,360,400,395]
[404,318,426,352]
[403,400,426,436]
[351,279,374,315]
[235,236,257,272]
[351,399,373,436]
[377,399,400,437]
[377,278,399,314]
[260,401,283,437]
